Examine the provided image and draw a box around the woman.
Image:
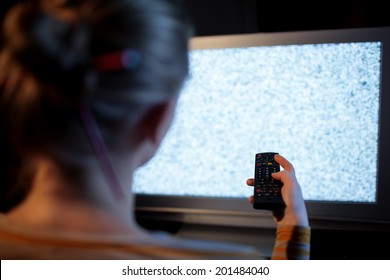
[0,0,310,259]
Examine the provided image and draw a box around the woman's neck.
[6,156,142,235]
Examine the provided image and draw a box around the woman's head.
[0,0,193,211]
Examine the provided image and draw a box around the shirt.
[0,214,310,259]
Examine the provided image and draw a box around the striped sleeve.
[271,225,311,260]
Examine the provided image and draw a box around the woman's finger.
[246,178,254,186]
[274,154,295,175]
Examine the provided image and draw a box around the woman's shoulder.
[0,215,262,260]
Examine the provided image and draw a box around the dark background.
[186,0,390,36]
[2,0,390,260]
[2,0,390,35]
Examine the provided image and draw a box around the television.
[134,27,390,230]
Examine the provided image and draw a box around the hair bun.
[2,3,90,94]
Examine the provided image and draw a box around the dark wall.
[185,0,390,36]
[256,0,390,32]
[2,1,389,36]
[185,0,258,36]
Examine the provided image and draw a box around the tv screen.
[134,27,390,228]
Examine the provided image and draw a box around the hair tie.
[93,49,140,72]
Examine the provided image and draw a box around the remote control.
[253,152,285,210]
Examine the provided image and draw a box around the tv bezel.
[135,26,390,229]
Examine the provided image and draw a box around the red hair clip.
[93,49,140,72]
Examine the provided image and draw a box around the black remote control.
[253,152,285,210]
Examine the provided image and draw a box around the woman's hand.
[246,154,309,227]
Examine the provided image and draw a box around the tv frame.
[135,27,390,230]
